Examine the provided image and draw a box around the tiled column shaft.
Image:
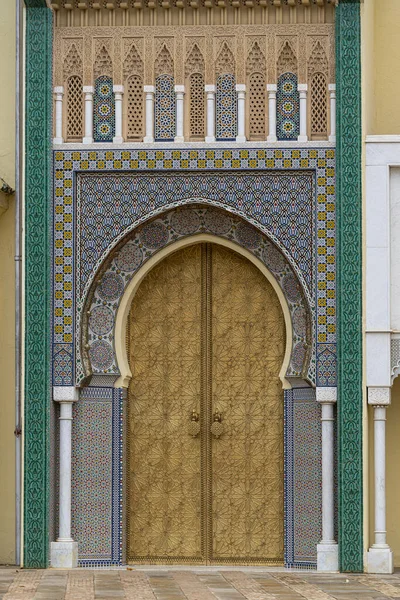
[83,85,94,144]
[53,86,64,144]
[267,84,277,142]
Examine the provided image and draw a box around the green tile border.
[24,0,53,568]
[336,0,363,572]
[23,0,363,571]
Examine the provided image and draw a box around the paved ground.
[1,568,400,600]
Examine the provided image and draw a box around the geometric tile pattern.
[71,387,122,566]
[155,75,175,141]
[84,205,312,385]
[52,147,336,388]
[277,73,300,141]
[93,76,115,143]
[216,74,237,140]
[284,387,322,568]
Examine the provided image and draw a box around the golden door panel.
[211,245,285,564]
[127,242,285,565]
[127,245,203,563]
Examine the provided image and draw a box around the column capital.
[368,387,391,406]
[54,85,64,95]
[205,84,216,93]
[267,83,277,92]
[316,387,337,404]
[174,84,185,93]
[298,83,308,93]
[235,83,246,93]
[113,84,124,94]
[328,83,336,93]
[83,85,94,94]
[53,386,79,403]
[144,85,155,94]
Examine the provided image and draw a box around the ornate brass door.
[127,243,285,565]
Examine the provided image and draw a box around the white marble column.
[113,84,124,144]
[316,387,338,572]
[266,84,277,142]
[83,85,94,144]
[236,84,246,143]
[174,85,185,143]
[366,387,394,573]
[298,83,308,142]
[205,84,216,143]
[51,386,79,568]
[144,85,155,143]
[53,86,64,145]
[329,84,336,143]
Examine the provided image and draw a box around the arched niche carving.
[79,206,313,390]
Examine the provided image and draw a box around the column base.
[317,543,339,572]
[82,137,93,144]
[297,135,308,143]
[143,136,154,143]
[366,547,394,574]
[113,136,124,144]
[329,135,336,143]
[236,136,246,143]
[53,137,64,145]
[174,136,185,143]
[50,541,78,568]
[205,136,216,143]
[267,135,277,142]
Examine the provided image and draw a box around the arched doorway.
[126,242,286,565]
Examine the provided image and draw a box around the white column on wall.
[82,85,94,144]
[50,386,79,568]
[113,84,124,144]
[316,387,339,572]
[205,84,216,143]
[53,86,64,145]
[236,84,246,143]
[174,85,185,143]
[298,83,308,142]
[144,85,155,143]
[266,84,277,142]
[366,387,394,573]
[329,84,336,143]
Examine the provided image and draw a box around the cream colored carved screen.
[310,72,328,139]
[126,75,144,140]
[66,75,83,141]
[189,72,205,139]
[248,72,265,140]
[127,242,285,565]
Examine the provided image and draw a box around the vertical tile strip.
[336,0,363,571]
[24,1,52,567]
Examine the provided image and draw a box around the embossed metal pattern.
[211,245,285,564]
[127,243,285,564]
[127,245,203,563]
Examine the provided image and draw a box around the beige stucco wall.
[0,0,16,565]
[363,0,400,135]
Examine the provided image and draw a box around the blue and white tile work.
[52,145,335,566]
[284,388,322,568]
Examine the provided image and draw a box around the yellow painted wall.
[363,0,400,135]
[0,0,16,564]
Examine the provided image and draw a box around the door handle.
[188,409,200,437]
[211,411,224,438]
